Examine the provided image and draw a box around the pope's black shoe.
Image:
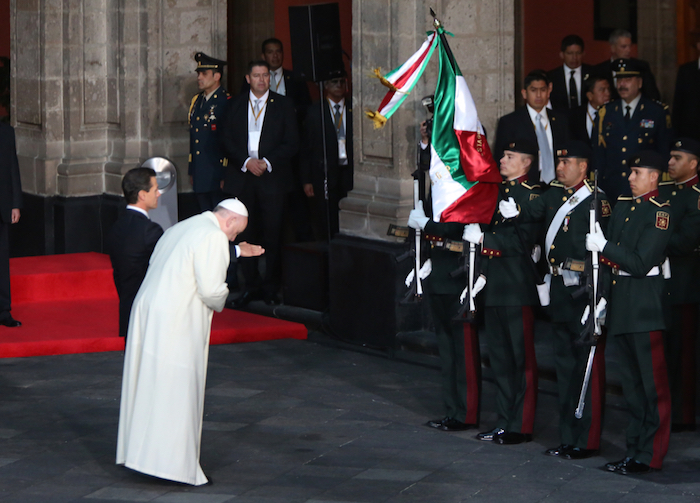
[544,444,573,457]
[476,427,505,441]
[617,458,655,475]
[603,457,632,472]
[494,432,532,445]
[565,447,599,460]
[0,316,21,327]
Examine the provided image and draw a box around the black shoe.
[494,432,533,445]
[617,459,655,475]
[564,447,599,460]
[426,417,450,429]
[544,444,573,457]
[438,418,477,432]
[0,316,21,327]
[671,423,697,433]
[603,457,632,472]
[263,292,281,306]
[233,290,262,308]
[476,427,505,441]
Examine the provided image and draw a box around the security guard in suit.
[586,151,672,475]
[189,52,230,212]
[592,59,672,201]
[463,139,542,445]
[501,141,611,459]
[407,195,481,432]
[659,137,700,433]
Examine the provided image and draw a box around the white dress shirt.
[244,90,272,173]
[622,93,642,118]
[126,205,149,218]
[586,102,598,138]
[270,68,286,96]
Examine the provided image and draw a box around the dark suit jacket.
[0,123,23,224]
[300,98,353,195]
[493,106,569,184]
[672,60,700,140]
[568,104,593,144]
[593,58,661,102]
[240,69,311,125]
[106,209,163,337]
[219,91,299,196]
[547,64,593,110]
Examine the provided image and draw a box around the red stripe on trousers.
[681,305,697,424]
[463,322,480,425]
[649,330,671,469]
[586,337,606,450]
[521,306,537,434]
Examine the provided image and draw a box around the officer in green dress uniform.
[586,151,672,474]
[463,139,542,445]
[407,203,481,432]
[592,59,672,201]
[501,140,611,459]
[189,52,230,212]
[659,137,700,433]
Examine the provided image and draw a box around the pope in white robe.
[116,199,263,485]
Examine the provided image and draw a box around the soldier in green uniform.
[659,137,700,433]
[592,59,672,201]
[501,140,611,459]
[586,151,672,474]
[407,204,481,432]
[463,139,541,445]
[189,52,230,212]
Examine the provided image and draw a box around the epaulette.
[693,185,700,194]
[584,179,595,192]
[650,197,670,208]
[550,181,564,188]
[655,100,669,110]
[521,182,540,190]
[617,195,633,201]
[658,180,674,186]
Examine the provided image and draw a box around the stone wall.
[10,0,227,198]
[342,0,515,241]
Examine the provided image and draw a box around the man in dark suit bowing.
[672,37,700,140]
[494,70,569,185]
[569,74,611,144]
[300,70,353,239]
[0,122,23,328]
[221,60,299,307]
[107,167,164,340]
[547,35,593,111]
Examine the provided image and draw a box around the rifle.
[450,238,477,322]
[575,169,602,419]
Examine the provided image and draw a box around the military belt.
[424,235,464,253]
[612,265,660,277]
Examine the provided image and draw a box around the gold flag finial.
[430,8,442,29]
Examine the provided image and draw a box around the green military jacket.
[519,179,612,324]
[480,176,541,307]
[423,220,468,295]
[658,177,700,305]
[600,191,672,336]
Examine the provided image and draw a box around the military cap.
[628,150,667,172]
[194,52,227,73]
[504,138,538,156]
[613,58,641,77]
[556,140,592,160]
[669,137,700,158]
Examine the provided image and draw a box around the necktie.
[251,99,262,131]
[624,105,631,122]
[591,110,598,139]
[333,104,345,139]
[536,114,555,183]
[569,70,578,108]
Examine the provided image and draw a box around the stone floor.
[1,331,699,503]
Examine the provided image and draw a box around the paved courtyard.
[1,332,699,502]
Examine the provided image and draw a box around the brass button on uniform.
[631,207,635,211]
[622,147,627,152]
[550,258,556,264]
[195,139,199,143]
[562,196,567,201]
[672,191,677,196]
[612,280,616,285]
[621,172,626,177]
[196,151,200,155]
[505,188,509,193]
[550,245,555,250]
[635,198,641,203]
[625,218,629,222]
[623,135,627,140]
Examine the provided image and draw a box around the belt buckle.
[612,268,619,276]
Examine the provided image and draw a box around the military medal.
[562,216,570,232]
[208,105,216,121]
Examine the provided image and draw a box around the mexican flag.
[429,28,500,224]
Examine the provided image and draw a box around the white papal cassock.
[116,212,230,485]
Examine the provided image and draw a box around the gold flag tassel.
[370,68,399,93]
[364,109,388,129]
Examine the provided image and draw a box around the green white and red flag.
[365,32,439,128]
[428,28,500,224]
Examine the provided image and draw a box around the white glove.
[581,297,608,334]
[459,275,486,304]
[531,244,541,263]
[585,221,607,253]
[408,200,429,230]
[404,269,415,288]
[499,197,519,219]
[418,259,432,280]
[462,223,483,244]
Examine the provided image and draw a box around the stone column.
[343,0,515,240]
[637,0,676,104]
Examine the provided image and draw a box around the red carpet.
[1,253,307,358]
